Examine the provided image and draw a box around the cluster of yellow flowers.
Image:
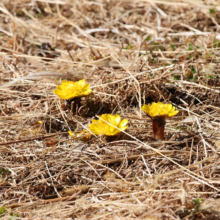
[53,79,179,141]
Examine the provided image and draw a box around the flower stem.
[152,117,166,140]
[67,97,82,114]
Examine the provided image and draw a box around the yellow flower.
[141,102,178,118]
[89,114,128,136]
[68,130,91,142]
[141,102,179,140]
[53,79,92,100]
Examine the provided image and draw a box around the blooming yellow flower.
[141,102,179,140]
[89,114,128,136]
[141,102,178,118]
[53,79,92,100]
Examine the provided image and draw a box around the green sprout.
[170,43,176,50]
[189,66,196,74]
[173,75,181,80]
[193,198,202,206]
[209,8,216,14]
[125,43,133,50]
[188,43,193,51]
[0,206,6,215]
[145,36,151,41]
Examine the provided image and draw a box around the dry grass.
[1,0,220,219]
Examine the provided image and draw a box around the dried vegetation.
[1,0,220,219]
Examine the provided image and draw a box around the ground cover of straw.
[1,0,220,219]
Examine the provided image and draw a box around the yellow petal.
[114,114,121,125]
[119,119,128,130]
[169,110,179,117]
[141,104,150,114]
[68,131,73,137]
[89,123,103,135]
[91,119,98,123]
[78,79,85,85]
